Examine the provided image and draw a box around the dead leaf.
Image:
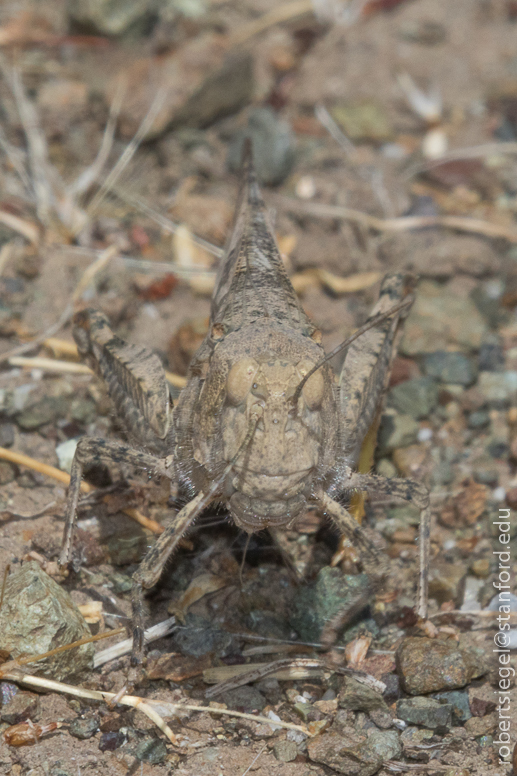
[78,601,103,624]
[168,573,227,622]
[147,653,211,682]
[291,269,381,296]
[345,635,371,669]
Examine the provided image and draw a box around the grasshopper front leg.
[59,438,173,569]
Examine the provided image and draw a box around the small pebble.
[69,716,99,740]
[396,696,452,730]
[396,637,485,695]
[273,739,298,762]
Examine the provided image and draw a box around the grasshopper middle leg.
[59,437,173,568]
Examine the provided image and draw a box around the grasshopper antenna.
[290,295,414,409]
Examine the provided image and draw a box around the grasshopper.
[60,145,430,674]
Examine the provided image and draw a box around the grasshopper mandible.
[60,145,430,674]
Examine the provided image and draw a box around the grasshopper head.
[221,355,327,531]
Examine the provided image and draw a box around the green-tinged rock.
[396,696,452,730]
[17,395,70,430]
[68,0,157,37]
[338,677,388,714]
[227,107,295,186]
[134,737,168,764]
[289,567,370,642]
[468,409,490,429]
[401,281,488,355]
[422,351,476,386]
[0,562,93,681]
[388,377,439,419]
[308,728,401,776]
[428,560,468,606]
[69,716,99,740]
[377,412,419,454]
[432,690,471,724]
[331,101,393,143]
[396,637,486,695]
[400,726,435,747]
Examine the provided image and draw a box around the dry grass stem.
[279,196,517,242]
[86,88,169,223]
[0,446,165,534]
[0,209,39,244]
[68,80,124,198]
[13,343,188,388]
[94,616,177,668]
[1,670,310,742]
[9,356,92,374]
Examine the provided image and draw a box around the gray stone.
[477,371,517,406]
[388,377,439,419]
[134,737,168,764]
[377,412,419,454]
[432,690,471,724]
[289,567,370,642]
[338,677,389,714]
[401,281,488,355]
[228,107,295,186]
[478,341,505,372]
[422,351,476,386]
[17,395,69,430]
[0,461,16,485]
[245,609,292,640]
[396,637,486,695]
[0,562,93,681]
[468,410,490,429]
[69,716,99,740]
[0,422,14,447]
[273,739,298,762]
[171,613,235,658]
[308,728,401,776]
[220,685,266,713]
[396,696,452,730]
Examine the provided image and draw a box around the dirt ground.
[0,1,516,774]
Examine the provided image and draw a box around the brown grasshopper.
[60,146,430,674]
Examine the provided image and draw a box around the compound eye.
[226,358,259,405]
[296,358,325,410]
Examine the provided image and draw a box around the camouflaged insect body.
[172,154,339,530]
[62,147,429,670]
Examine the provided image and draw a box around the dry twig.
[279,196,517,242]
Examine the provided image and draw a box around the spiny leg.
[346,472,430,620]
[59,437,172,568]
[130,490,211,675]
[315,490,389,648]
